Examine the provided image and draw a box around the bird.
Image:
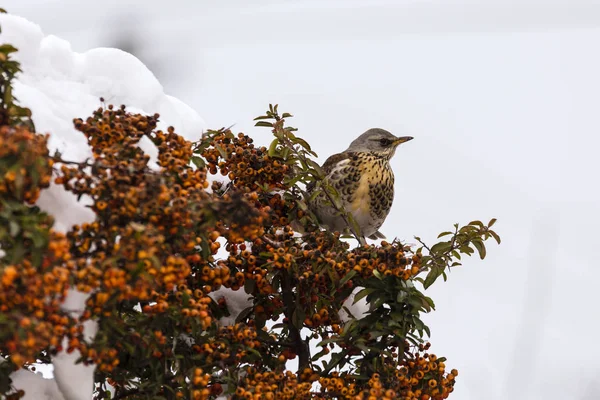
[307,128,413,241]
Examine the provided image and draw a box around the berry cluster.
[0,125,52,203]
[201,131,291,193]
[0,102,473,400]
[0,231,74,367]
[49,107,270,377]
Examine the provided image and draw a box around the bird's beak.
[393,136,414,146]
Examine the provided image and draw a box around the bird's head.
[346,128,413,159]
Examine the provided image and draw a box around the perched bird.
[308,128,413,241]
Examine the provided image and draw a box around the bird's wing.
[321,152,352,175]
[306,152,353,192]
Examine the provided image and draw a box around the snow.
[8,369,65,400]
[51,290,97,400]
[0,13,206,400]
[208,286,253,327]
[3,2,600,400]
[338,287,369,323]
[0,13,205,234]
[137,135,161,171]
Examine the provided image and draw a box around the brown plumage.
[308,128,412,240]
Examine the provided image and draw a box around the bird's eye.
[379,138,391,146]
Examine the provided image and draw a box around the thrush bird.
[308,128,413,241]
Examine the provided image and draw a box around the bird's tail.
[367,230,386,240]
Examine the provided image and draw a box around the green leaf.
[215,144,228,160]
[308,189,321,203]
[423,296,435,311]
[286,130,297,140]
[353,287,376,304]
[311,347,330,361]
[255,121,274,128]
[197,235,210,259]
[459,225,478,234]
[459,245,474,255]
[14,169,24,198]
[293,137,312,152]
[413,316,424,330]
[430,241,451,254]
[472,240,486,259]
[490,230,501,244]
[9,241,25,264]
[193,138,212,154]
[370,295,386,310]
[437,231,453,238]
[0,44,18,54]
[235,306,254,323]
[488,218,497,227]
[305,159,324,177]
[268,138,279,157]
[367,330,385,339]
[28,230,47,249]
[191,156,205,169]
[315,337,338,347]
[423,268,441,289]
[4,84,12,104]
[423,325,431,337]
[396,290,408,302]
[339,270,356,286]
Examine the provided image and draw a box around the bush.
[0,29,499,400]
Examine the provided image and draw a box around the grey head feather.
[345,128,405,158]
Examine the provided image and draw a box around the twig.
[111,388,140,400]
[280,269,310,372]
[273,123,366,246]
[321,186,366,246]
[255,336,296,348]
[320,347,350,376]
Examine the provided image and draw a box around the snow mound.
[0,13,206,233]
[0,13,206,400]
[8,369,64,400]
[53,290,97,400]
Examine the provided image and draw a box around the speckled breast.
[320,153,395,237]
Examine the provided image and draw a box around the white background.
[3,1,600,399]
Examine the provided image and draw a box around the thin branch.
[320,186,366,246]
[273,122,366,246]
[280,269,310,372]
[320,347,350,376]
[255,336,296,348]
[261,234,283,249]
[111,388,140,400]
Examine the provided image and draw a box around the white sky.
[3,1,600,399]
